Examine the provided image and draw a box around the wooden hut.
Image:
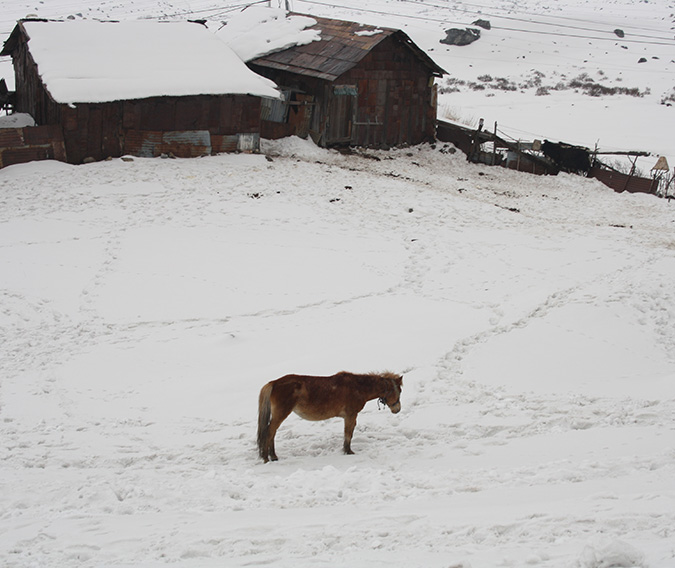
[1,19,280,164]
[247,16,446,148]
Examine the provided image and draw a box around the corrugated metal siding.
[237,133,260,152]
[0,124,67,168]
[164,130,212,156]
[211,134,239,153]
[211,133,260,153]
[0,129,23,147]
[590,166,657,194]
[260,91,290,123]
[122,131,260,157]
[123,130,211,158]
[1,146,51,167]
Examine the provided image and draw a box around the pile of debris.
[436,119,673,198]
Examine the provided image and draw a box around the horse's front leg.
[343,413,357,455]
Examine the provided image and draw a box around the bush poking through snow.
[441,71,649,98]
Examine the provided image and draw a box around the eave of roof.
[1,20,33,56]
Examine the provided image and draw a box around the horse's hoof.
[270,455,278,461]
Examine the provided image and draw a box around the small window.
[333,85,358,96]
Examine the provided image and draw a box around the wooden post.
[492,121,497,166]
[516,140,521,172]
[622,156,638,193]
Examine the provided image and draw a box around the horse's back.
[271,373,353,420]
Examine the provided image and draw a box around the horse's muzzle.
[390,401,401,414]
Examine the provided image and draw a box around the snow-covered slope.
[1,138,674,567]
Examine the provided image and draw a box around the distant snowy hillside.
[1,0,672,166]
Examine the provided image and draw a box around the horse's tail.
[257,382,273,459]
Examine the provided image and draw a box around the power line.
[402,0,674,36]
[157,1,268,20]
[395,0,675,41]
[296,0,675,46]
[0,1,265,36]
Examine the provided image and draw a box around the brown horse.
[257,371,403,462]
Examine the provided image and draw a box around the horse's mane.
[365,371,401,380]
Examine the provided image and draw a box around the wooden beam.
[594,150,651,157]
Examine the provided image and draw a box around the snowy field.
[1,137,674,567]
[1,0,675,566]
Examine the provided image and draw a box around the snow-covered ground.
[1,138,674,567]
[1,0,674,566]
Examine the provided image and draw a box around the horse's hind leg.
[267,405,293,462]
[343,414,357,455]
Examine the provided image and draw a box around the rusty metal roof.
[251,15,445,81]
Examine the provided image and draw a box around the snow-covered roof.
[216,8,445,80]
[216,7,321,62]
[12,19,281,104]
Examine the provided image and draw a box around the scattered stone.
[614,28,625,38]
[472,19,491,30]
[638,57,647,63]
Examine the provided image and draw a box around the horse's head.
[378,374,403,414]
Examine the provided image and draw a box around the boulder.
[472,19,491,30]
[441,28,481,46]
